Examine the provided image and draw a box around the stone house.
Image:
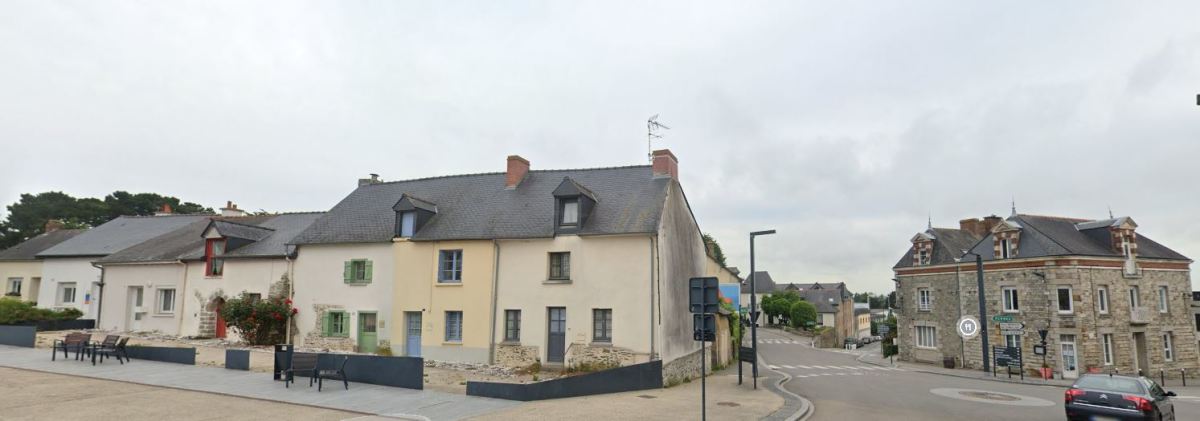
[894,213,1196,379]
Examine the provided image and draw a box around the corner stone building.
[894,213,1196,379]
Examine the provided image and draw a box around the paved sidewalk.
[0,345,516,420]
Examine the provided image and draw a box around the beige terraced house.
[895,212,1196,379]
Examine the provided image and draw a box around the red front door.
[215,301,227,339]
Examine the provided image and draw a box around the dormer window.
[561,199,579,226]
[1000,238,1011,259]
[393,194,437,238]
[918,249,931,265]
[205,238,225,277]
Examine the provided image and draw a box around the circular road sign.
[957,316,981,339]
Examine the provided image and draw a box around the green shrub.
[788,301,817,329]
[0,297,83,324]
[220,293,298,345]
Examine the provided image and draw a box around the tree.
[702,233,726,267]
[788,300,817,328]
[0,190,213,249]
[762,291,802,326]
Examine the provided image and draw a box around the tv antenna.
[647,114,670,162]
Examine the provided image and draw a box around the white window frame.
[58,282,77,305]
[6,277,21,295]
[445,311,463,342]
[1097,286,1109,314]
[561,199,579,226]
[399,211,415,237]
[1158,286,1169,313]
[1002,287,1020,313]
[918,288,931,311]
[915,325,937,349]
[1129,285,1140,310]
[157,288,176,314]
[1056,286,1073,314]
[1102,334,1114,365]
[1163,333,1174,361]
[1000,238,1011,259]
[917,249,930,265]
[1004,333,1021,349]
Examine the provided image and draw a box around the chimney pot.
[506,155,530,189]
[220,201,246,217]
[652,149,679,179]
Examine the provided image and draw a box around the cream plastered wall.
[38,258,103,318]
[181,259,288,338]
[0,261,43,302]
[98,263,186,334]
[393,239,495,363]
[703,255,739,285]
[492,234,654,365]
[293,243,394,348]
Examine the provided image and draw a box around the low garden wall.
[274,347,424,390]
[12,319,97,332]
[125,346,196,365]
[0,325,36,347]
[466,360,663,401]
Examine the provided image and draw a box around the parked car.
[872,335,883,342]
[843,338,861,347]
[1064,373,1175,421]
[860,336,872,344]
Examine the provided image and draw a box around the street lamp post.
[961,250,990,372]
[749,229,776,390]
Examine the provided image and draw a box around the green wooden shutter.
[365,260,373,282]
[343,261,352,283]
[322,312,332,336]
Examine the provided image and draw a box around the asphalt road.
[753,329,1200,421]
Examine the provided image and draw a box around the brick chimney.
[959,218,983,237]
[652,149,678,179]
[220,201,247,217]
[155,203,173,216]
[506,155,530,189]
[981,215,1003,234]
[357,173,381,187]
[44,219,64,233]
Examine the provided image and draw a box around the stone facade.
[496,343,539,368]
[568,344,638,369]
[303,304,355,351]
[898,263,1199,378]
[661,346,712,386]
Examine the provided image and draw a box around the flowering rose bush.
[220,293,299,345]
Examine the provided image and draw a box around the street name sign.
[879,325,891,336]
[998,322,1024,331]
[992,315,1014,323]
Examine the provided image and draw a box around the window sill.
[499,341,522,346]
[436,282,463,287]
[152,313,175,318]
[344,282,372,286]
[590,341,613,347]
[442,341,463,346]
[1003,310,1020,314]
[205,276,223,279]
[543,280,573,285]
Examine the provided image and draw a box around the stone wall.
[661,346,712,386]
[898,262,1200,378]
[496,344,539,368]
[302,304,355,352]
[569,344,637,369]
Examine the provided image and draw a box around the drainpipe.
[649,235,657,360]
[90,262,106,328]
[488,240,500,364]
[285,253,294,345]
[175,260,188,335]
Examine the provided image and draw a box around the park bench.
[51,333,91,361]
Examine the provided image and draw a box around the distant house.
[0,222,85,303]
[854,308,871,339]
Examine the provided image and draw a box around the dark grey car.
[1065,374,1176,421]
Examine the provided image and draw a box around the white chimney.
[220,201,247,217]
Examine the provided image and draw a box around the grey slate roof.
[0,229,86,261]
[895,214,1189,268]
[97,213,324,264]
[38,215,209,258]
[797,289,844,313]
[208,220,274,242]
[893,227,984,269]
[740,271,777,294]
[292,166,670,244]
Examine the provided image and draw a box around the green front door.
[357,312,378,353]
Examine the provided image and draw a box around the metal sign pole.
[701,310,707,421]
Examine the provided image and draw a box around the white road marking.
[768,365,780,369]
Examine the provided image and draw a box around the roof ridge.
[1017,213,1091,223]
[362,165,653,187]
[214,218,276,231]
[113,213,215,219]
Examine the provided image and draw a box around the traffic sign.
[689,277,720,314]
[878,325,891,335]
[998,322,1024,331]
[956,316,980,339]
[991,315,1014,323]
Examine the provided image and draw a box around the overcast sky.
[2,2,1198,294]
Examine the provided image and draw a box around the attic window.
[999,239,1011,259]
[561,199,579,226]
[205,239,225,277]
[399,211,415,237]
[917,249,931,265]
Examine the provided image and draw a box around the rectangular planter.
[467,360,664,401]
[4,319,96,332]
[274,349,424,390]
[226,349,251,370]
[124,346,196,365]
[0,325,37,347]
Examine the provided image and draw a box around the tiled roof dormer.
[552,177,597,234]
[910,231,936,266]
[392,193,438,238]
[991,218,1022,259]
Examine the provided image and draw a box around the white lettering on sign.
[957,316,981,339]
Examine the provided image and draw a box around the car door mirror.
[1166,391,1177,397]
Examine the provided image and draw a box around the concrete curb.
[758,352,814,421]
[854,351,1071,389]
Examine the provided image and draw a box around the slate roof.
[38,215,210,258]
[0,229,86,261]
[292,166,671,244]
[96,213,324,264]
[208,220,274,242]
[740,271,777,294]
[797,289,844,313]
[895,214,1189,269]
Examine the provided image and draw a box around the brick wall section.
[897,262,1199,378]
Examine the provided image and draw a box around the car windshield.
[1074,376,1145,394]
